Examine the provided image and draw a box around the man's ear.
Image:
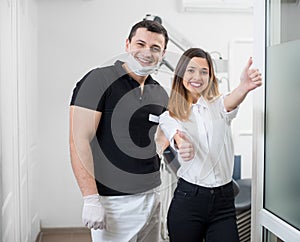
[125,38,130,52]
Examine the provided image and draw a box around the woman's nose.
[193,71,201,80]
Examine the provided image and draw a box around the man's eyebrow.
[135,39,146,43]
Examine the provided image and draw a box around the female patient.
[159,48,262,242]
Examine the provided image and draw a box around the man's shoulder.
[87,64,117,77]
[78,63,122,85]
[149,78,168,92]
[151,79,161,86]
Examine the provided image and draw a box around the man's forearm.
[70,139,98,196]
[69,106,101,196]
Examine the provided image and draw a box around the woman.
[159,48,262,242]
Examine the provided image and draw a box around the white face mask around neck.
[125,53,161,76]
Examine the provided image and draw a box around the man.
[69,20,169,242]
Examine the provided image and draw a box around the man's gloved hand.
[82,194,106,230]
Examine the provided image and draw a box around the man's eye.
[151,47,161,53]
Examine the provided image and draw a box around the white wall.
[36,0,254,227]
[228,39,254,179]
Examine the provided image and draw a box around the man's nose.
[141,48,152,56]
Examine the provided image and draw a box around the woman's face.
[182,57,210,102]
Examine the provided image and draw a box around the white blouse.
[159,95,239,188]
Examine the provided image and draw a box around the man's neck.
[122,63,148,85]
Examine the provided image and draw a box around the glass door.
[262,0,300,241]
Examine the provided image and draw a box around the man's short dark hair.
[128,20,169,50]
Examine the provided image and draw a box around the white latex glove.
[82,194,106,230]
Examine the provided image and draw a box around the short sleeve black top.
[70,61,169,195]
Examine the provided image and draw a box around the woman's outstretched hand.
[240,57,263,92]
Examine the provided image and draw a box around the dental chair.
[232,155,252,242]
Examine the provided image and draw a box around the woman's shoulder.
[159,111,179,123]
[206,94,223,106]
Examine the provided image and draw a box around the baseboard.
[31,214,41,242]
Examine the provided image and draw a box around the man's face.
[125,28,165,67]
